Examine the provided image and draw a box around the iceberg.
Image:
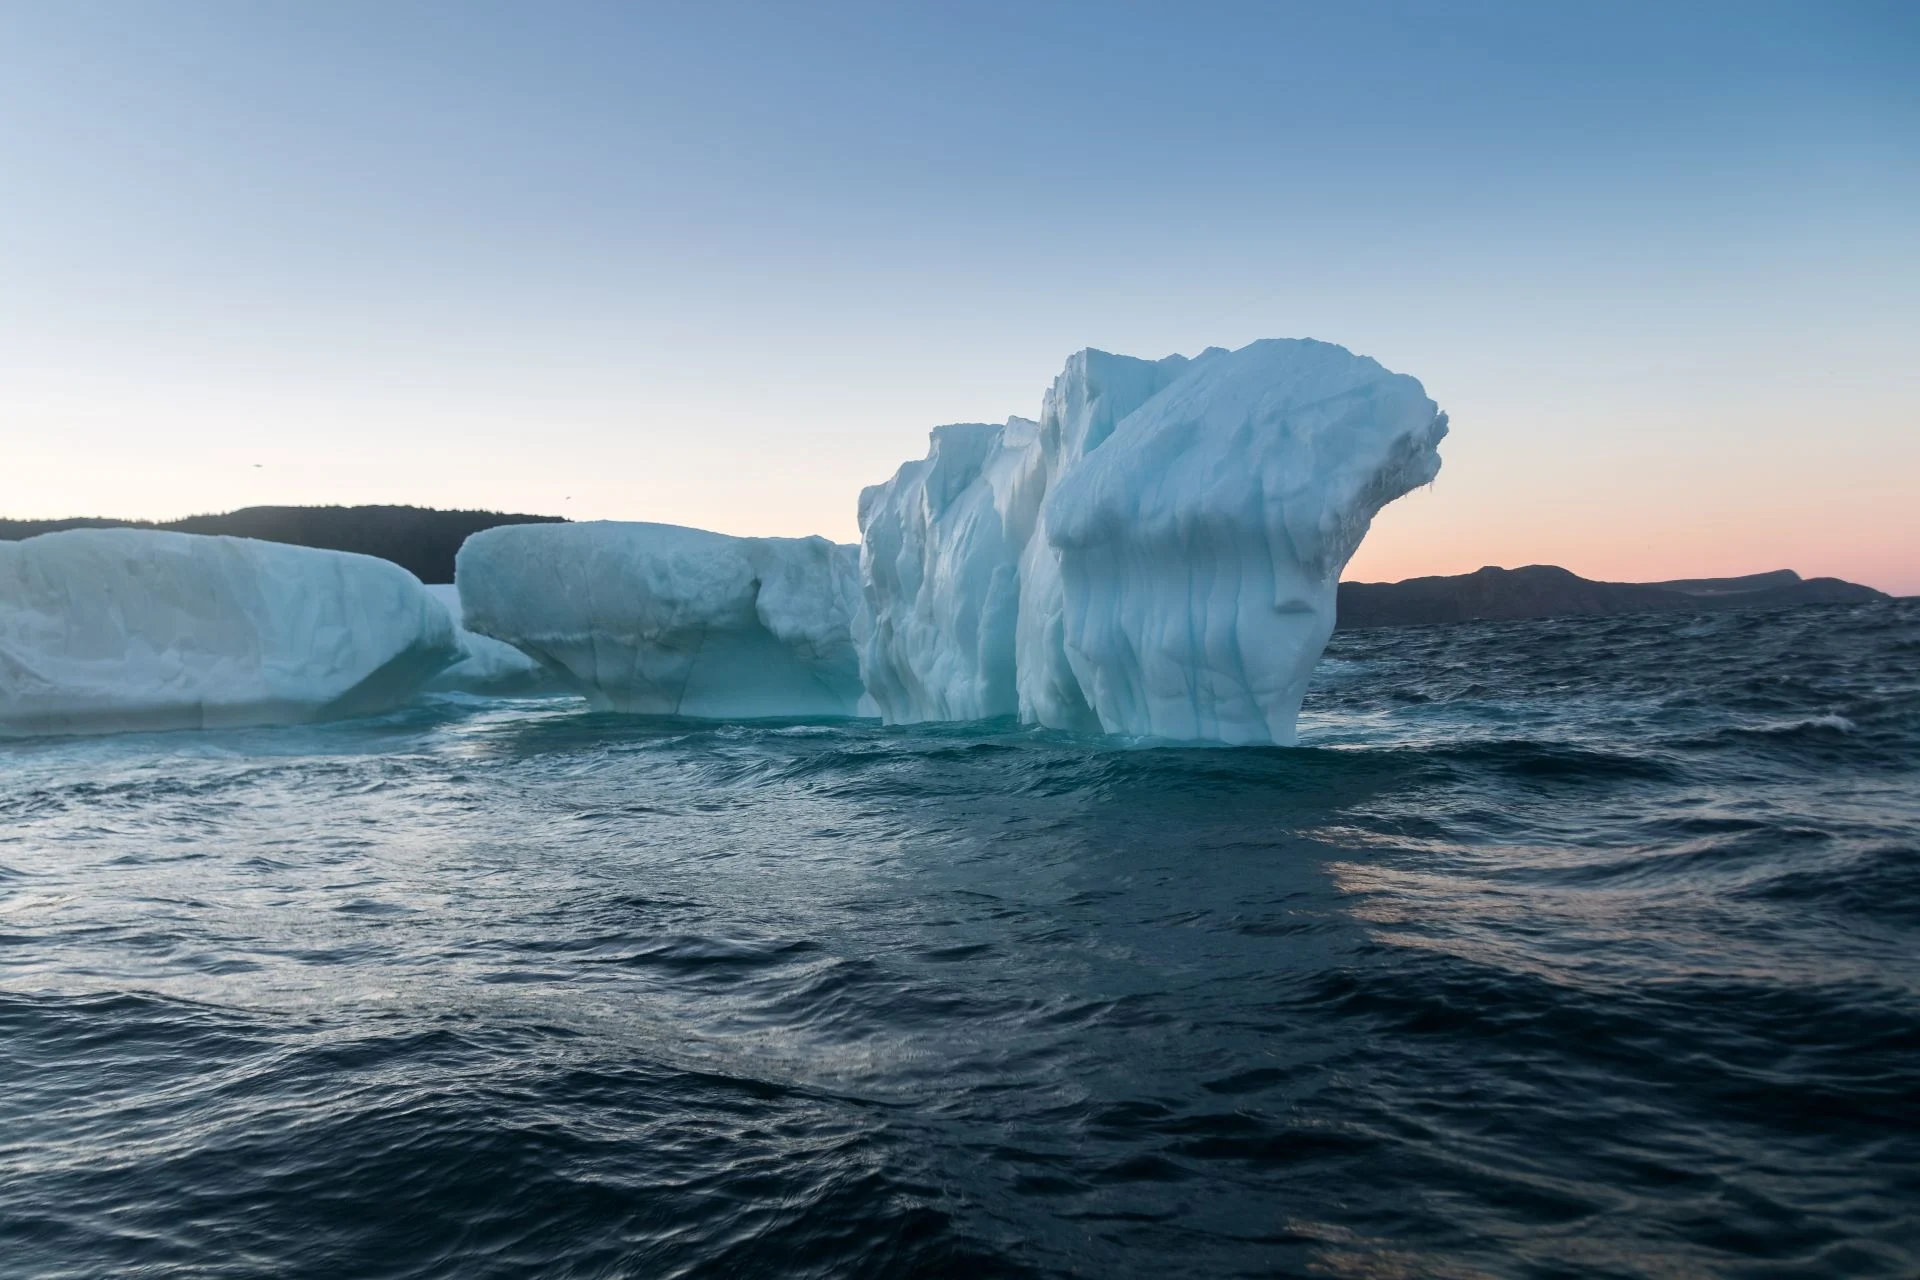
[456,521,867,718]
[421,583,570,697]
[0,529,458,737]
[857,339,1448,745]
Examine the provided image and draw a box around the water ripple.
[1,600,1915,1277]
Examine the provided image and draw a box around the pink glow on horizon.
[1346,485,1920,597]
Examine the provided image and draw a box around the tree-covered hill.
[0,506,564,583]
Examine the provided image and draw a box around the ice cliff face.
[856,418,1045,723]
[857,339,1447,745]
[855,349,1196,729]
[1013,349,1196,733]
[0,529,458,737]
[456,522,867,718]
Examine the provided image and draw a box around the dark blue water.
[3,601,1916,1278]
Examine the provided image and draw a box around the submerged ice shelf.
[422,583,568,697]
[857,339,1448,745]
[0,529,458,736]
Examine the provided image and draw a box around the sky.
[2,1,1916,592]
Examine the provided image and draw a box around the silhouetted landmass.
[0,506,564,583]
[1337,564,1889,629]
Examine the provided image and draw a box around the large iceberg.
[456,522,867,718]
[857,339,1448,745]
[421,583,570,697]
[0,529,458,737]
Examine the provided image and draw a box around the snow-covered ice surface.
[858,339,1448,745]
[457,522,867,718]
[421,584,570,698]
[0,529,458,737]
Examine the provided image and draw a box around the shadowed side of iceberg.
[456,522,867,718]
[0,529,459,737]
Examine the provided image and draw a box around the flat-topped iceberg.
[858,339,1448,745]
[456,522,866,718]
[421,583,569,697]
[0,529,458,737]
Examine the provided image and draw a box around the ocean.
[3,600,1915,1278]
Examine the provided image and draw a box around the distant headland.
[1337,564,1889,629]
[0,505,1894,626]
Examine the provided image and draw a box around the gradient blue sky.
[3,1,1916,590]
